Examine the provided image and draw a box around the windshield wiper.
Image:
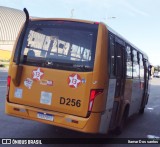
[44,61,73,68]
[43,60,92,72]
[73,64,92,71]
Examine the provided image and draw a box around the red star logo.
[32,68,44,80]
[68,74,81,88]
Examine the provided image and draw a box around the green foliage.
[0,64,5,67]
[0,59,10,62]
[154,65,160,72]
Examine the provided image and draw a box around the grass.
[0,63,9,68]
[0,59,10,62]
[0,59,9,68]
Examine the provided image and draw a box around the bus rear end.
[6,19,109,133]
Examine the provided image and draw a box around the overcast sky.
[0,0,160,65]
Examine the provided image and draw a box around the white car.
[154,72,160,78]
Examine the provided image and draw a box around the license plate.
[37,112,54,121]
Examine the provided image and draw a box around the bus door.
[129,50,141,116]
[109,37,126,129]
[114,38,126,101]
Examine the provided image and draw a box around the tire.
[139,107,145,114]
[114,121,124,135]
[114,106,129,135]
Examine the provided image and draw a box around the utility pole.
[71,9,74,18]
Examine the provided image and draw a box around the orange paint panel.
[9,65,93,117]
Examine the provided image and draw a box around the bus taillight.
[88,89,103,111]
[7,76,11,87]
[6,76,11,101]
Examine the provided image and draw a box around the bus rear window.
[14,21,98,72]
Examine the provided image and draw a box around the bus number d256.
[60,97,81,107]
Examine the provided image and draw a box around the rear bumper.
[5,101,102,134]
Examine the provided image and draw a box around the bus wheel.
[114,106,129,135]
[139,107,145,114]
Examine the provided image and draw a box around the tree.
[154,65,160,72]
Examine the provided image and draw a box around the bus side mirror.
[12,64,23,86]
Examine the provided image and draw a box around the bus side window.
[137,52,140,79]
[145,60,149,80]
[139,54,144,79]
[109,34,115,78]
[115,43,123,78]
[132,49,139,78]
[126,46,132,78]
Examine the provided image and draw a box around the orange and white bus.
[5,8,150,134]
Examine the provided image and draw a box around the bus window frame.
[114,38,126,98]
[143,58,149,80]
[137,51,140,79]
[139,53,144,79]
[132,49,140,79]
[126,45,133,79]
[115,42,124,78]
[115,36,125,78]
[108,32,116,78]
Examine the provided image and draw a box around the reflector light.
[72,120,79,124]
[13,108,26,112]
[65,118,78,124]
[14,108,20,111]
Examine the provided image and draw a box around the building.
[0,6,25,60]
